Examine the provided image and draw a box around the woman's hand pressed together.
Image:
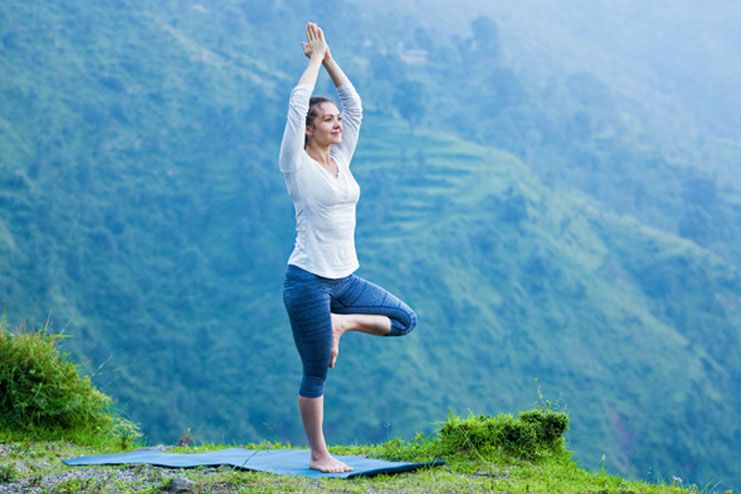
[302,22,328,61]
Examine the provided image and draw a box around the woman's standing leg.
[283,266,353,473]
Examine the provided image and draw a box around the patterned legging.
[282,264,417,398]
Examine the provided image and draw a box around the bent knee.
[407,309,418,333]
[388,308,417,336]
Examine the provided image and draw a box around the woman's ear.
[305,126,314,139]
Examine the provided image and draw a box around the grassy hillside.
[350,120,740,488]
[0,1,738,491]
[326,0,741,266]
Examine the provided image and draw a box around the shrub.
[0,314,140,444]
[519,408,569,446]
[438,408,569,460]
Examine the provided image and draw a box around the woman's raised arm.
[322,49,350,88]
[323,50,362,164]
[278,23,327,173]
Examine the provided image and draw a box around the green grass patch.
[0,314,141,448]
[437,408,569,461]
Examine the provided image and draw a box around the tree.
[392,80,425,130]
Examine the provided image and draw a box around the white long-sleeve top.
[279,83,363,278]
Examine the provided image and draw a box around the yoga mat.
[63,448,445,479]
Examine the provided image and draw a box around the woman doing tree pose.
[280,23,418,473]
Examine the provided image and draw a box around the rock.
[164,477,195,493]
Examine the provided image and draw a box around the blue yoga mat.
[63,448,445,478]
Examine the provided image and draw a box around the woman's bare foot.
[329,313,350,368]
[310,452,354,473]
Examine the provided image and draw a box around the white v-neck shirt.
[278,83,363,278]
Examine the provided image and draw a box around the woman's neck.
[305,143,332,165]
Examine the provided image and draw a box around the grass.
[437,409,569,461]
[0,315,141,449]
[0,433,714,493]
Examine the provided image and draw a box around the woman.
[280,23,418,473]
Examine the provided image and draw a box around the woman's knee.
[299,370,327,398]
[387,307,417,336]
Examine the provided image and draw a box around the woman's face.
[306,102,342,146]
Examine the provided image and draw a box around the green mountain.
[1,1,738,491]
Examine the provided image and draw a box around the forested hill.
[1,1,738,491]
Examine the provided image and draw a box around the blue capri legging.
[283,264,417,398]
